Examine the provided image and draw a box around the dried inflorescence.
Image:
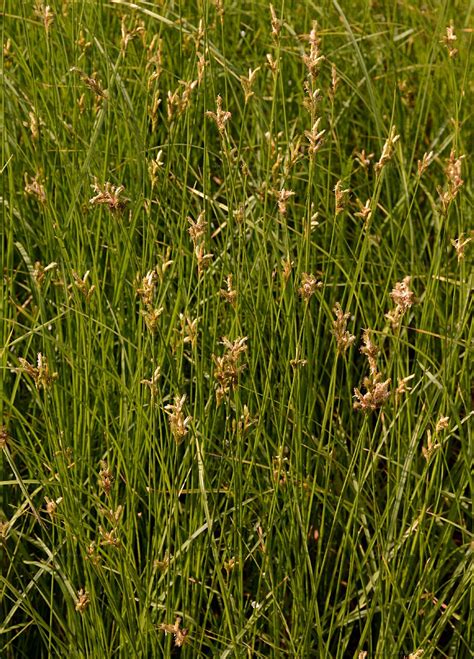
[17,353,58,390]
[136,268,165,333]
[32,261,57,287]
[220,274,237,306]
[275,188,295,215]
[417,151,434,177]
[89,178,128,213]
[303,21,324,85]
[240,68,260,103]
[354,330,392,413]
[24,173,46,204]
[160,616,189,648]
[375,126,400,174]
[332,303,356,355]
[385,276,415,330]
[441,23,458,58]
[120,14,146,53]
[206,95,231,136]
[33,1,54,33]
[75,589,90,614]
[188,211,213,275]
[451,233,472,262]
[353,373,391,413]
[305,118,325,157]
[213,337,248,405]
[360,330,379,375]
[141,366,161,399]
[334,180,349,216]
[0,425,9,450]
[298,272,322,300]
[70,67,108,99]
[165,395,192,443]
[269,4,282,41]
[98,460,114,496]
[72,271,95,301]
[355,198,372,227]
[167,79,198,121]
[438,149,465,212]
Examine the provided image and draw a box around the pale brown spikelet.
[24,173,46,204]
[167,79,198,121]
[120,14,146,53]
[196,51,208,85]
[390,276,415,312]
[408,650,424,659]
[44,496,62,517]
[75,589,90,614]
[160,616,189,647]
[0,426,9,450]
[422,429,440,461]
[303,21,324,84]
[17,353,58,390]
[240,67,260,103]
[281,257,294,283]
[177,314,199,349]
[70,67,108,99]
[438,149,465,211]
[220,274,237,306]
[89,178,128,213]
[298,273,322,300]
[98,460,114,496]
[353,373,391,413]
[435,416,449,433]
[290,356,308,369]
[72,271,95,301]
[332,303,356,355]
[275,188,295,215]
[441,22,458,58]
[304,117,325,157]
[206,95,231,136]
[146,35,163,87]
[34,1,54,33]
[360,330,379,375]
[417,151,434,176]
[215,0,224,24]
[141,306,164,333]
[136,270,158,306]
[266,53,278,74]
[98,525,120,547]
[395,374,415,401]
[188,211,207,245]
[386,276,415,330]
[213,337,248,405]
[451,233,471,261]
[354,198,372,227]
[141,366,161,398]
[303,83,322,115]
[76,30,92,54]
[375,126,400,174]
[334,180,349,216]
[354,149,374,170]
[32,261,57,287]
[269,4,282,40]
[164,395,192,443]
[149,150,164,187]
[194,242,213,275]
[149,92,162,131]
[329,63,339,100]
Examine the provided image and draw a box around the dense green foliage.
[1,1,472,656]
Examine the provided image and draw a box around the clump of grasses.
[1,1,471,657]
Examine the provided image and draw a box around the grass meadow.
[1,0,472,656]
